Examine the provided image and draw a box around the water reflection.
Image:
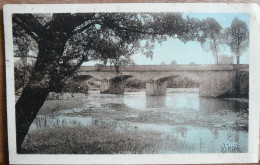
[199,97,248,113]
[146,95,166,108]
[165,93,199,110]
[27,88,248,154]
[123,89,248,113]
[124,89,200,110]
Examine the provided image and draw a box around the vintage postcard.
[3,3,260,164]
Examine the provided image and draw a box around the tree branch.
[14,55,37,59]
[74,56,88,70]
[107,23,163,35]
[13,14,45,43]
[71,21,100,37]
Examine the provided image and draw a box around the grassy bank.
[22,125,192,154]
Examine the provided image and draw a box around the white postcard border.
[3,3,260,164]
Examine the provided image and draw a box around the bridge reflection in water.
[146,95,166,108]
[118,88,248,112]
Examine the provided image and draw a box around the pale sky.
[83,13,250,66]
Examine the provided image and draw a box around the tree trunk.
[234,55,241,97]
[15,37,68,152]
[16,84,49,152]
[236,56,240,66]
[13,14,89,152]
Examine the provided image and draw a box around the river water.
[27,88,248,154]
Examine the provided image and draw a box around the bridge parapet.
[79,64,249,72]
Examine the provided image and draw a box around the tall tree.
[225,17,249,65]
[200,18,223,64]
[13,13,201,151]
[224,17,249,97]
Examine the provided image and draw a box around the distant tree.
[218,55,234,64]
[200,18,223,64]
[170,60,177,65]
[161,62,166,65]
[189,61,196,65]
[125,77,142,88]
[13,24,38,66]
[225,17,249,65]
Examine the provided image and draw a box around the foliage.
[224,17,249,64]
[14,65,88,95]
[14,65,34,94]
[199,18,223,64]
[218,55,234,64]
[170,60,177,65]
[62,79,89,93]
[161,62,166,65]
[189,61,196,65]
[125,77,143,88]
[13,13,199,92]
[167,77,199,88]
[13,22,38,60]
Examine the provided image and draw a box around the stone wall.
[199,71,236,97]
[239,71,249,98]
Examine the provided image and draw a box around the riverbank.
[124,88,200,93]
[223,98,249,103]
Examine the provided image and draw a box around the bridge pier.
[100,79,109,93]
[100,79,125,94]
[146,80,167,95]
[109,81,125,94]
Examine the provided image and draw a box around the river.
[24,88,249,154]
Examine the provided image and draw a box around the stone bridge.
[76,65,249,97]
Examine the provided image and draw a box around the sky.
[83,13,250,66]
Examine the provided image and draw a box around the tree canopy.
[13,12,204,151]
[224,17,249,64]
[199,17,223,64]
[14,13,202,90]
[218,55,234,64]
